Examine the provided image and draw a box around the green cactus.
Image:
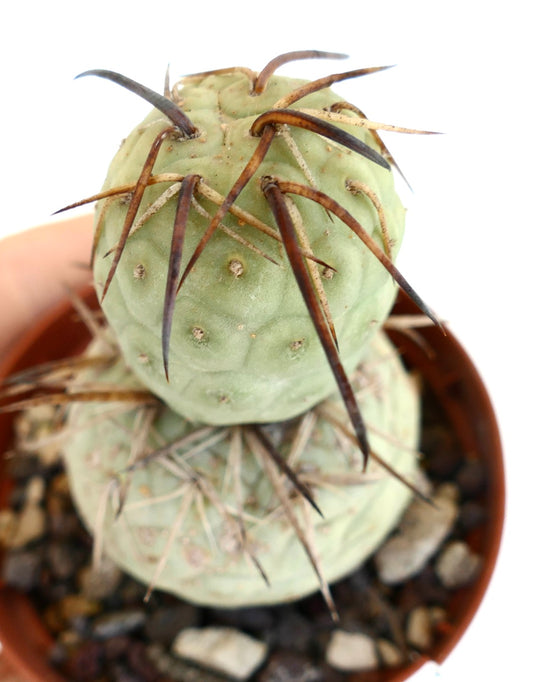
[0,51,438,615]
[64,330,420,608]
[73,50,436,458]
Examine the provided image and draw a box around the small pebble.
[0,509,17,545]
[59,594,101,622]
[2,548,43,590]
[78,555,123,600]
[92,608,147,639]
[406,606,433,651]
[47,541,84,580]
[210,605,275,633]
[430,606,448,626]
[9,504,46,548]
[103,634,131,660]
[57,628,83,649]
[109,663,145,682]
[4,452,41,480]
[435,540,482,589]
[269,609,313,652]
[257,649,323,682]
[173,626,268,680]
[65,639,105,681]
[376,638,404,667]
[399,564,450,610]
[422,426,461,479]
[459,500,486,531]
[147,643,224,682]
[25,475,46,505]
[325,630,378,672]
[126,640,161,682]
[374,484,459,584]
[48,507,80,539]
[143,603,199,646]
[456,458,486,497]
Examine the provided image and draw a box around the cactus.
[66,50,438,463]
[2,51,439,615]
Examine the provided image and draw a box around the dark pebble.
[48,641,68,666]
[331,572,390,638]
[161,656,228,681]
[421,426,461,479]
[64,639,105,681]
[269,609,314,653]
[48,509,80,539]
[257,649,324,682]
[5,453,42,480]
[38,579,71,603]
[459,501,487,530]
[70,615,93,638]
[103,634,131,660]
[8,484,28,511]
[127,640,161,682]
[46,541,85,580]
[92,608,147,639]
[298,592,332,630]
[109,662,145,682]
[456,458,487,497]
[144,603,199,645]
[119,577,149,606]
[209,605,276,632]
[2,548,43,590]
[347,567,374,593]
[397,565,449,612]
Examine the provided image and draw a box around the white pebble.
[25,476,46,505]
[0,509,17,545]
[435,540,481,588]
[326,630,378,672]
[9,504,46,549]
[406,606,433,650]
[374,484,459,584]
[172,626,267,680]
[376,638,404,667]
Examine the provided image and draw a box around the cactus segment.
[63,331,420,608]
[80,54,437,431]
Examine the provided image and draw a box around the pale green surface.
[93,73,406,424]
[64,332,420,607]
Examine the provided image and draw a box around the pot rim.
[0,286,505,682]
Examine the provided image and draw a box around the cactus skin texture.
[92,69,406,425]
[64,331,419,608]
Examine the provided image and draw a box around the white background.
[0,1,530,679]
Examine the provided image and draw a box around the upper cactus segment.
[74,51,437,447]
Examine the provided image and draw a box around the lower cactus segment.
[63,331,420,608]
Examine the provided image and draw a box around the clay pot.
[0,287,504,681]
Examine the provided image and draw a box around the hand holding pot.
[0,215,92,360]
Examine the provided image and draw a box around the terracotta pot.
[0,287,504,681]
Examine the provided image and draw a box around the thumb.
[0,214,93,359]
